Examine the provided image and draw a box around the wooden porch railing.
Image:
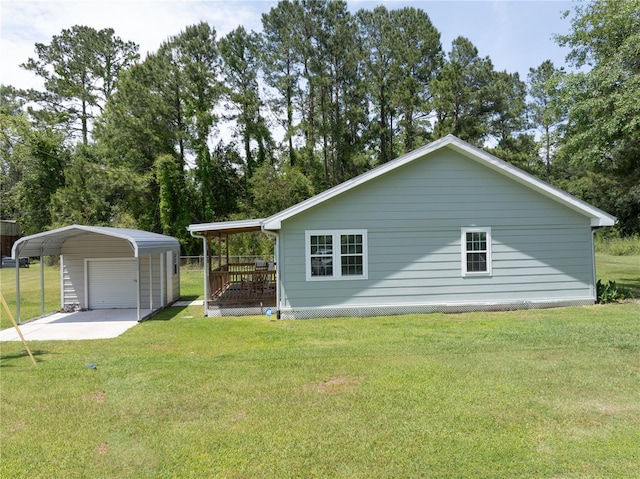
[209,263,276,305]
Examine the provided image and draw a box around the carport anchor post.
[0,293,37,366]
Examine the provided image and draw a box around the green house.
[189,135,616,319]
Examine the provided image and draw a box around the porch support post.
[40,255,45,317]
[225,233,229,266]
[203,234,209,317]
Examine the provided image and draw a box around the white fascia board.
[188,219,264,233]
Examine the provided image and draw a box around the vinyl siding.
[140,254,164,308]
[278,149,595,311]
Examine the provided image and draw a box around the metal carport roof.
[12,225,180,259]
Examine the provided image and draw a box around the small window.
[462,228,492,276]
[306,230,367,280]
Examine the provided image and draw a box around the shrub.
[596,279,629,303]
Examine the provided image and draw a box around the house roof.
[261,135,616,229]
[12,225,180,258]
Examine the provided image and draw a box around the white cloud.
[0,0,275,90]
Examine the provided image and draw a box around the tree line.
[1,0,638,254]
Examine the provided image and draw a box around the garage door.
[88,259,137,309]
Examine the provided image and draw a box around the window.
[461,228,492,276]
[306,230,367,280]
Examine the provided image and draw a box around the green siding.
[278,149,595,312]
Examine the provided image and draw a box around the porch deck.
[206,262,276,315]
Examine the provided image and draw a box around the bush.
[596,279,629,303]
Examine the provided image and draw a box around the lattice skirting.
[207,305,274,317]
[278,299,596,320]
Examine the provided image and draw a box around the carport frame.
[11,225,180,323]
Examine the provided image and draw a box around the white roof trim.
[262,134,616,229]
[188,219,264,234]
[12,225,180,258]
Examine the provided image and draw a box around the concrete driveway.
[0,309,151,341]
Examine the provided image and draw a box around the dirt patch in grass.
[95,443,108,455]
[312,375,361,393]
[82,391,106,404]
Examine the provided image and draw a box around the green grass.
[1,304,639,478]
[0,261,61,329]
[596,254,640,297]
[178,269,205,301]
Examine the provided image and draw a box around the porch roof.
[188,219,265,236]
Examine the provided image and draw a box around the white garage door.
[88,259,137,309]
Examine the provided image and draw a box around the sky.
[0,0,578,93]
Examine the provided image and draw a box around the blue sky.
[1,0,576,91]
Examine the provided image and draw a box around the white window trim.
[461,227,492,277]
[305,230,368,281]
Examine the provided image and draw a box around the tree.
[0,89,68,233]
[387,7,442,152]
[556,0,640,234]
[21,26,139,145]
[261,0,304,167]
[430,36,496,145]
[356,6,398,164]
[96,22,224,230]
[249,162,314,217]
[49,145,112,227]
[527,60,566,183]
[219,26,273,179]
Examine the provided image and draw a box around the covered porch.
[189,220,278,317]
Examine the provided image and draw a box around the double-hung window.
[306,230,368,280]
[461,227,492,276]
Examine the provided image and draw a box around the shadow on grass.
[0,349,48,367]
[618,276,640,298]
[178,295,200,302]
[142,305,193,322]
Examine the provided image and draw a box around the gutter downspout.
[261,227,281,319]
[190,230,209,317]
[591,228,598,303]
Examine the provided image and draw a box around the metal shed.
[11,225,181,322]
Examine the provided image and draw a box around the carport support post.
[149,254,153,311]
[15,260,20,323]
[40,255,45,317]
[136,256,141,322]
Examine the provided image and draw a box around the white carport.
[11,225,181,323]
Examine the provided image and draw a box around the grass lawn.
[1,254,639,477]
[1,305,639,478]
